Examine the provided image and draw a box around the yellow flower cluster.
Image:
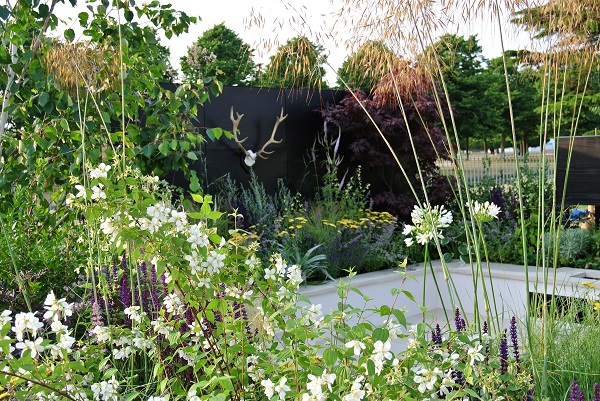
[277,210,397,237]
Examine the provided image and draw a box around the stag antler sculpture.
[230,107,288,166]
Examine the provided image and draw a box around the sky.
[52,0,535,85]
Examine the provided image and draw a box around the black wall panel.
[556,136,600,206]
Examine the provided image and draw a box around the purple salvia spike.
[112,259,119,287]
[510,316,521,370]
[594,383,600,401]
[570,381,584,401]
[499,329,508,375]
[120,271,132,311]
[150,263,160,317]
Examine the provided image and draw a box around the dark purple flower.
[455,308,465,332]
[431,323,442,345]
[499,329,508,375]
[150,263,160,316]
[120,271,132,310]
[570,381,585,401]
[510,316,520,369]
[594,382,600,401]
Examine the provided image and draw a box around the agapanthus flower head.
[465,200,501,223]
[403,204,453,247]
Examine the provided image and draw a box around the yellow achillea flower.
[582,281,596,289]
[594,302,600,311]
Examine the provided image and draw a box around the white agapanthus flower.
[403,204,453,247]
[466,200,501,223]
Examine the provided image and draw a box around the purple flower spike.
[510,316,520,368]
[431,323,442,344]
[594,382,600,401]
[482,320,488,334]
[454,308,465,332]
[499,329,508,375]
[570,381,584,401]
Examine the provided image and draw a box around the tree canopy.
[180,23,256,86]
[422,34,501,154]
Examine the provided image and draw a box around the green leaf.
[102,368,118,380]
[64,28,75,42]
[186,151,198,161]
[207,211,224,220]
[372,328,389,342]
[209,233,222,244]
[59,118,69,130]
[78,12,89,26]
[124,9,134,21]
[366,359,375,376]
[323,348,338,367]
[0,6,9,20]
[124,392,141,401]
[38,92,49,107]
[191,193,204,203]
[206,127,223,141]
[38,4,49,17]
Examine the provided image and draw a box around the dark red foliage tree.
[321,62,453,220]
